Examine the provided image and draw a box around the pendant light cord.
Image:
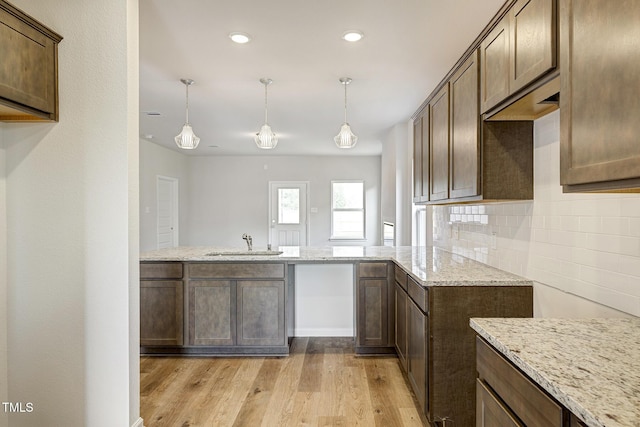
[185,83,190,124]
[264,82,269,123]
[343,82,348,123]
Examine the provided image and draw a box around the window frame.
[330,180,366,241]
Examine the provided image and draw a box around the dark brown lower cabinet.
[189,280,235,346]
[356,262,395,354]
[476,379,523,427]
[476,336,575,427]
[140,280,183,346]
[237,280,285,346]
[393,267,533,427]
[407,297,427,415]
[141,261,289,356]
[394,282,408,370]
[140,262,184,347]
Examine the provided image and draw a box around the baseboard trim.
[131,417,144,427]
[293,328,354,337]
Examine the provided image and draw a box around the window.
[277,188,300,224]
[331,181,365,240]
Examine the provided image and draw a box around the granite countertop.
[470,318,640,427]
[140,246,532,288]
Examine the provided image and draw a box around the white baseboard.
[293,328,354,337]
[131,417,144,427]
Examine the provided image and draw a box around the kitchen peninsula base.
[140,246,534,425]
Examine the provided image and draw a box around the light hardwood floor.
[140,337,428,426]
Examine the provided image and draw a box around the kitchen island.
[140,245,533,426]
[471,317,640,427]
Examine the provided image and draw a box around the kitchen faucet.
[242,233,253,251]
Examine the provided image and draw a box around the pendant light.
[334,77,358,149]
[174,78,200,150]
[255,78,278,149]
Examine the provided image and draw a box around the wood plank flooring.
[140,337,428,427]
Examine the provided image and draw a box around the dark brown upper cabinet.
[449,52,481,200]
[413,48,533,205]
[429,84,450,202]
[481,0,557,119]
[412,114,430,203]
[0,1,62,122]
[560,0,640,192]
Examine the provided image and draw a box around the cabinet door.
[0,5,60,119]
[357,278,389,347]
[476,380,523,427]
[407,298,427,415]
[140,280,183,346]
[413,113,431,203]
[429,84,450,201]
[450,51,480,199]
[509,0,556,94]
[395,283,408,371]
[420,111,430,202]
[480,17,510,113]
[237,280,286,346]
[189,280,235,346]
[560,0,640,188]
[413,117,424,203]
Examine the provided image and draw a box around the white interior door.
[269,181,309,247]
[157,176,179,249]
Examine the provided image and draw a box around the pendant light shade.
[255,78,278,149]
[175,78,200,150]
[334,77,358,149]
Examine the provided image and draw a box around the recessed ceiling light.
[342,30,364,42]
[229,32,251,44]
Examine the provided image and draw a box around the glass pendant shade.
[255,123,278,149]
[334,123,358,148]
[175,123,200,150]
[255,78,278,149]
[334,77,357,149]
[175,78,200,150]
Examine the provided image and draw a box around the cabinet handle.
[434,417,454,427]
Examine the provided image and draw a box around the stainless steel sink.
[205,250,283,256]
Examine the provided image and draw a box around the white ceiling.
[139,0,506,156]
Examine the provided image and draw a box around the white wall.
[432,110,640,318]
[294,264,354,336]
[381,122,413,246]
[381,129,397,231]
[185,155,381,248]
[0,126,8,427]
[5,2,139,427]
[139,139,190,252]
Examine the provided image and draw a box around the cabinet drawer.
[188,263,285,279]
[394,264,408,290]
[476,379,523,427]
[407,277,428,313]
[140,262,183,279]
[358,262,388,278]
[476,337,563,427]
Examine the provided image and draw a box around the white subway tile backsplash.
[629,218,640,237]
[601,217,630,236]
[430,110,640,317]
[579,216,601,233]
[579,265,640,297]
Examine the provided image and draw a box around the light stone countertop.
[140,246,532,287]
[470,318,640,427]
